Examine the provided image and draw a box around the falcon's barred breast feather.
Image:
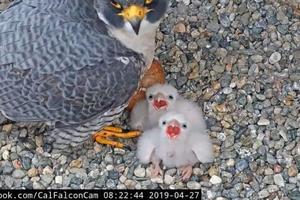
[0,0,169,151]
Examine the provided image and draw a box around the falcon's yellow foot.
[93,126,141,148]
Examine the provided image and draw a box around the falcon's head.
[94,0,169,35]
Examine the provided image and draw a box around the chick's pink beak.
[166,120,181,139]
[153,93,168,110]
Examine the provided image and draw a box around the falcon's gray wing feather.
[0,0,144,127]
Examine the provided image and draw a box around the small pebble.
[187,181,201,189]
[2,124,13,133]
[55,176,63,185]
[257,118,270,126]
[269,52,282,64]
[12,169,26,179]
[288,165,298,177]
[210,175,222,184]
[43,166,54,175]
[134,166,146,178]
[174,22,186,33]
[208,166,219,176]
[106,165,114,171]
[258,189,270,198]
[27,168,39,178]
[33,182,45,189]
[236,159,249,171]
[226,159,235,167]
[273,174,285,187]
[2,150,9,160]
[69,159,82,168]
[164,175,175,185]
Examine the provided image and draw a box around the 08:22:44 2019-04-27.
[102,190,202,200]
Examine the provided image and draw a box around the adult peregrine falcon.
[0,0,169,151]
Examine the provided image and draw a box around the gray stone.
[219,12,231,27]
[258,189,270,199]
[236,159,249,171]
[33,182,45,189]
[213,65,225,73]
[41,175,54,187]
[251,55,263,63]
[106,179,116,189]
[4,176,14,188]
[12,169,26,179]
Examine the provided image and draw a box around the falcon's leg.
[179,165,193,181]
[93,126,140,148]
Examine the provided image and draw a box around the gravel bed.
[0,0,299,199]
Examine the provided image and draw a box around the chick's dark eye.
[148,95,153,100]
[168,95,174,100]
[111,0,122,9]
[162,121,166,125]
[182,124,187,129]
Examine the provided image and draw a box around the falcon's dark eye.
[168,95,174,100]
[162,121,166,125]
[111,0,122,9]
[182,124,187,129]
[148,95,153,100]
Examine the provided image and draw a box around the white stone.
[279,130,288,141]
[210,175,222,184]
[193,168,203,176]
[1,144,12,151]
[106,165,114,171]
[117,184,126,189]
[187,181,201,189]
[269,52,281,64]
[229,82,236,88]
[223,87,233,94]
[274,174,285,187]
[182,0,190,5]
[226,158,235,167]
[134,166,146,178]
[2,150,9,160]
[55,176,63,185]
[257,118,270,126]
[151,176,163,183]
[164,175,175,185]
[113,148,126,155]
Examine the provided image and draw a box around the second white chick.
[137,106,214,180]
[129,83,179,131]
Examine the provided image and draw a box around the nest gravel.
[0,0,299,199]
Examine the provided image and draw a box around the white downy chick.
[129,83,179,131]
[137,107,213,180]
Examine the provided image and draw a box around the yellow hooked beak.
[118,5,151,35]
